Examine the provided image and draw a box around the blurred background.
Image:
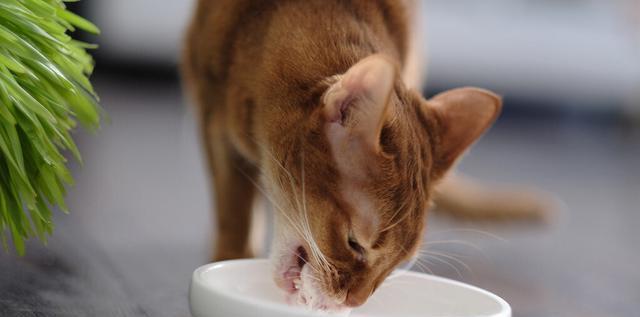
[1,1,638,317]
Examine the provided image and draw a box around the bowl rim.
[191,259,333,316]
[190,258,511,317]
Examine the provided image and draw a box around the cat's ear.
[422,87,502,174]
[323,54,396,153]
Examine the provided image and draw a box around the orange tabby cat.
[182,0,538,311]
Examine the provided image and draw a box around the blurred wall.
[86,0,640,112]
[422,0,639,110]
[88,0,194,64]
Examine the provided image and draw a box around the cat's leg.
[432,173,555,222]
[248,193,269,257]
[204,122,258,261]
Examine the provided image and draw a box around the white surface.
[189,259,511,317]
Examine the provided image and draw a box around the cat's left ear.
[421,87,502,176]
[323,54,396,153]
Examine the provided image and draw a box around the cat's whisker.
[238,137,316,260]
[265,193,328,279]
[240,144,322,265]
[303,274,324,283]
[259,143,333,274]
[421,253,464,279]
[300,149,333,273]
[412,258,435,275]
[237,167,317,272]
[404,259,426,274]
[402,241,473,278]
[266,173,309,240]
[404,248,433,273]
[288,263,324,283]
[417,246,463,257]
[419,248,472,271]
[420,257,438,273]
[293,251,323,277]
[234,163,311,248]
[426,228,508,243]
[270,174,310,246]
[423,239,484,252]
[284,273,323,283]
[262,144,304,210]
[422,248,475,279]
[251,140,303,213]
[389,244,428,279]
[423,240,487,262]
[380,197,411,233]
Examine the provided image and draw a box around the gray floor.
[1,75,639,317]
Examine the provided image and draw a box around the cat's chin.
[289,264,350,313]
[273,245,349,313]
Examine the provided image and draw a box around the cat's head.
[268,55,501,311]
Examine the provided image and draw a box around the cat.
[182,0,546,311]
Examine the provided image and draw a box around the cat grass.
[0,0,100,255]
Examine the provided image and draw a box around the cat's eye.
[347,233,365,256]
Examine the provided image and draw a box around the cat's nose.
[344,289,369,307]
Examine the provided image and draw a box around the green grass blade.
[0,0,100,254]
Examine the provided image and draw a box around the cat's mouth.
[275,244,348,312]
[280,245,309,295]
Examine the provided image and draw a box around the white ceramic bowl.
[189,259,511,317]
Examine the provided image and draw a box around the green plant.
[0,0,100,254]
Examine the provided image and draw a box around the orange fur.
[182,0,502,310]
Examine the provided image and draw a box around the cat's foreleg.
[204,123,258,261]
